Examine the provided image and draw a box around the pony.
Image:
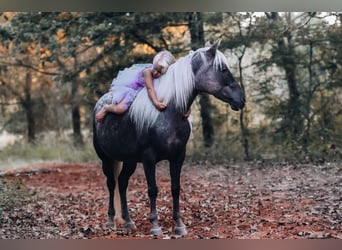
[93,41,245,236]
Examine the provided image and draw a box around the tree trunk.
[23,71,36,144]
[302,40,314,155]
[71,77,83,145]
[282,41,302,138]
[187,12,215,147]
[236,18,250,161]
[238,52,250,160]
[198,94,214,147]
[268,12,303,141]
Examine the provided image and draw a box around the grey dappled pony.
[93,41,245,236]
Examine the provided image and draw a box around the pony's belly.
[99,141,142,161]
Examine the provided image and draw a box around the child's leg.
[103,103,118,113]
[95,104,111,122]
[95,102,128,122]
[111,101,127,114]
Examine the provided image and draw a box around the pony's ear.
[206,39,221,58]
[205,41,212,47]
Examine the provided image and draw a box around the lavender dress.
[110,64,152,110]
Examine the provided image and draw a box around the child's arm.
[143,69,166,111]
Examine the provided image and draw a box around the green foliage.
[0,12,341,162]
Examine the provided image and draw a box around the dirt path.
[0,161,341,239]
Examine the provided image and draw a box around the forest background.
[0,12,341,166]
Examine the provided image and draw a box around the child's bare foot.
[95,107,107,122]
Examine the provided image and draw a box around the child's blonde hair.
[153,50,176,74]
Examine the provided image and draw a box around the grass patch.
[0,143,96,161]
[0,132,98,170]
[0,142,97,163]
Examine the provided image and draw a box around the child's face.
[151,66,164,78]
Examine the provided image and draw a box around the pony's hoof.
[106,219,116,229]
[150,227,163,236]
[174,226,188,236]
[125,221,136,229]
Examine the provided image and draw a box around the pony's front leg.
[143,156,162,236]
[169,152,188,236]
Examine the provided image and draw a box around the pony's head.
[191,41,246,111]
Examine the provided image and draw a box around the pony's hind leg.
[113,161,124,225]
[118,161,138,229]
[169,153,188,236]
[101,159,115,227]
[101,159,123,229]
[142,155,162,236]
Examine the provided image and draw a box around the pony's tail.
[114,161,125,225]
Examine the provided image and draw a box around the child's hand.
[154,101,167,111]
[184,108,191,119]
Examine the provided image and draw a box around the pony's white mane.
[129,46,228,134]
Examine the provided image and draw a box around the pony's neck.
[185,90,198,112]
